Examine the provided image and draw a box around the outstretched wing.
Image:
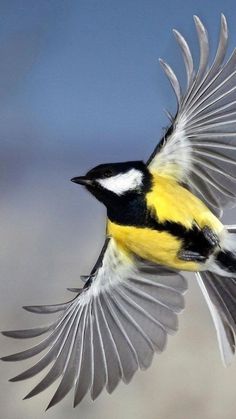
[2,237,187,409]
[148,14,236,217]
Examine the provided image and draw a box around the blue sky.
[2,0,236,174]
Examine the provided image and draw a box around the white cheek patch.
[98,169,143,195]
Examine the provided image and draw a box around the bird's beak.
[70,176,92,186]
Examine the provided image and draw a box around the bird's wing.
[148,14,236,217]
[2,237,187,409]
[196,225,236,366]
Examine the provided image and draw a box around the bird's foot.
[178,249,207,262]
[202,226,219,248]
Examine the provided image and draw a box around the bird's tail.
[197,225,236,366]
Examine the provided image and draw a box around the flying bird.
[2,14,236,409]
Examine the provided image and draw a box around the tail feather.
[216,251,236,274]
[197,225,236,366]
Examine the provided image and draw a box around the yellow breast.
[107,221,198,271]
[107,172,224,272]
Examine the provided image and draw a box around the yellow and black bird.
[3,14,236,409]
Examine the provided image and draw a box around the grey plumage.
[2,238,186,409]
[149,14,236,217]
[197,225,236,366]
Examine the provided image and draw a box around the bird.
[2,14,236,410]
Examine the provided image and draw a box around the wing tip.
[220,12,227,26]
[90,385,104,402]
[22,305,42,313]
[1,354,13,362]
[193,15,208,36]
[23,388,38,401]
[1,330,21,339]
[45,395,59,411]
[220,13,228,40]
[172,28,183,40]
[172,28,179,36]
[67,287,82,293]
[172,29,183,43]
[9,376,20,383]
[193,15,202,25]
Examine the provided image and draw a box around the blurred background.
[1,1,236,418]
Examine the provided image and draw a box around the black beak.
[70,176,92,186]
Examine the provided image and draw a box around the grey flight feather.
[149,14,236,217]
[173,29,194,89]
[159,59,182,104]
[196,225,236,366]
[2,238,187,409]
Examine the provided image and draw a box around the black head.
[71,160,153,211]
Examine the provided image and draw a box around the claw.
[178,249,207,262]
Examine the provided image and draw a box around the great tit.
[3,14,236,409]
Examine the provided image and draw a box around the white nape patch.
[98,169,143,195]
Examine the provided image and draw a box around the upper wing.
[148,15,236,217]
[2,237,187,409]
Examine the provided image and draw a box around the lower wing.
[196,225,236,366]
[2,237,187,409]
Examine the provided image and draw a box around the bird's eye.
[103,170,113,178]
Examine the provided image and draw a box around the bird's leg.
[178,249,207,262]
[202,226,220,248]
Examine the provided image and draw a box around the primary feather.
[2,239,186,409]
[149,14,236,217]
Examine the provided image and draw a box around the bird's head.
[71,161,152,209]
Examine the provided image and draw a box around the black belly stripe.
[107,196,213,257]
[142,213,212,257]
